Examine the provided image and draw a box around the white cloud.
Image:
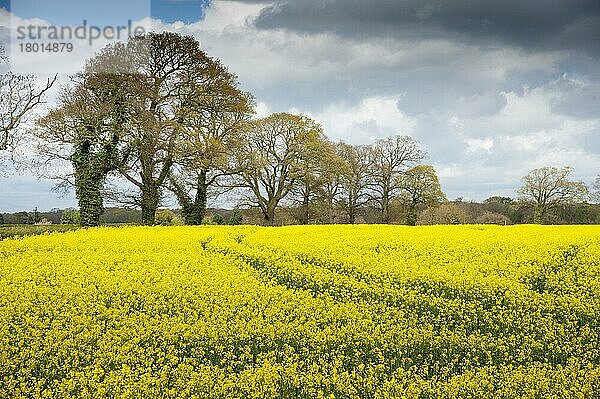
[254,101,271,118]
[308,96,417,144]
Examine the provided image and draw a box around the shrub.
[155,209,182,226]
[228,209,243,225]
[475,212,512,225]
[212,213,225,225]
[60,209,81,225]
[418,203,473,225]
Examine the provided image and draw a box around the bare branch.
[0,72,57,151]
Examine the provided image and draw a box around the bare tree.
[336,142,371,224]
[0,45,56,152]
[367,135,425,223]
[230,113,321,225]
[292,132,343,224]
[592,175,600,204]
[518,166,589,224]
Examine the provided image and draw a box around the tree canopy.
[518,166,589,224]
[400,165,446,225]
[229,113,322,225]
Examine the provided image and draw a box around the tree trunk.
[141,187,159,225]
[263,202,277,226]
[301,188,310,225]
[534,205,546,224]
[72,141,106,227]
[406,205,417,226]
[347,193,356,224]
[76,178,104,227]
[264,212,275,226]
[182,170,207,225]
[381,194,390,224]
[349,209,356,224]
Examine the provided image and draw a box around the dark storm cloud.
[248,0,600,57]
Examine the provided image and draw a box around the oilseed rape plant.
[1,225,600,398]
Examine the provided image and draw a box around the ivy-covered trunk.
[170,170,208,225]
[74,169,104,227]
[72,137,117,227]
[184,170,208,225]
[406,205,417,226]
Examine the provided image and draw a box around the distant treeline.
[0,207,142,225]
[3,198,599,226]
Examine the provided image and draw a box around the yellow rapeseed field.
[1,225,599,398]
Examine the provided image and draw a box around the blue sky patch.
[3,0,208,25]
[151,0,208,24]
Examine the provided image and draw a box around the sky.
[0,0,599,212]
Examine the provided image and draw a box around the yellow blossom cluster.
[1,225,599,398]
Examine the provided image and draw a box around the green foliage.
[155,209,183,226]
[475,211,512,225]
[232,113,325,225]
[400,165,446,225]
[228,209,243,225]
[201,215,216,225]
[293,130,344,225]
[484,196,513,204]
[212,213,225,225]
[27,208,42,225]
[336,142,370,224]
[518,166,589,224]
[71,134,119,227]
[418,203,473,225]
[99,208,142,224]
[37,73,122,227]
[14,211,29,224]
[60,209,81,225]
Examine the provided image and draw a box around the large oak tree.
[167,64,254,225]
[336,142,371,224]
[292,132,343,224]
[399,164,446,225]
[231,113,321,225]
[84,32,246,224]
[368,135,425,223]
[518,166,588,224]
[36,74,126,226]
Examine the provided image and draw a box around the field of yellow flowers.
[1,225,599,398]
